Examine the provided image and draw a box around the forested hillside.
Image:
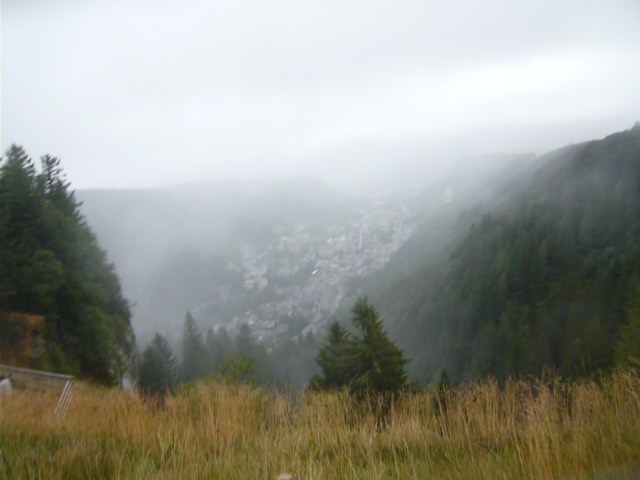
[3,126,638,390]
[345,152,537,305]
[375,125,640,383]
[0,146,134,384]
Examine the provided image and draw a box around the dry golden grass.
[1,369,640,479]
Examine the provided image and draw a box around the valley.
[78,182,419,346]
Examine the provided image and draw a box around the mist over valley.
[2,1,640,477]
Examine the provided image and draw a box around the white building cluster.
[206,193,416,343]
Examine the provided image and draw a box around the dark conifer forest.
[0,146,134,385]
[375,125,640,383]
[4,2,640,477]
[1,126,639,389]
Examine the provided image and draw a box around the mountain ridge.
[367,124,640,383]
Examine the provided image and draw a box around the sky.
[2,0,640,190]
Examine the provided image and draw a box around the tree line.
[375,125,640,383]
[0,146,134,384]
[1,144,405,394]
[138,296,409,399]
[3,125,639,391]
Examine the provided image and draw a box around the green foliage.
[313,297,408,397]
[172,317,275,386]
[214,356,255,384]
[373,126,640,383]
[233,324,273,385]
[313,322,356,389]
[616,282,640,364]
[179,312,209,382]
[0,145,134,384]
[138,334,178,396]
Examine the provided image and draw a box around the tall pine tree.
[179,311,208,381]
[349,297,409,396]
[312,321,357,389]
[138,333,178,397]
[313,297,408,397]
[0,146,134,384]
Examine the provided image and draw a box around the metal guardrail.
[0,364,73,381]
[0,364,74,419]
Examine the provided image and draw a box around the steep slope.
[0,147,134,384]
[374,125,640,383]
[346,152,538,304]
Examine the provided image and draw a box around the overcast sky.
[2,0,640,190]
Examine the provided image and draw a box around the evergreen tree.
[203,325,236,375]
[0,146,134,384]
[234,324,273,385]
[313,297,408,397]
[204,327,223,375]
[312,321,357,389]
[0,145,42,310]
[179,312,208,381]
[616,283,640,364]
[349,297,409,396]
[215,356,255,384]
[361,126,640,383]
[138,333,178,397]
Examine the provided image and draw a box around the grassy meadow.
[1,369,640,479]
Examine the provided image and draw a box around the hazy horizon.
[3,0,639,191]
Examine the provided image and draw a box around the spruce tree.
[0,146,134,384]
[234,324,273,385]
[204,328,222,374]
[179,312,208,381]
[206,326,235,368]
[349,297,408,396]
[313,321,357,388]
[138,333,178,397]
[313,297,408,397]
[0,145,42,310]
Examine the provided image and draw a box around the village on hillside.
[192,192,416,345]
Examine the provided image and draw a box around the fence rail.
[0,364,74,418]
